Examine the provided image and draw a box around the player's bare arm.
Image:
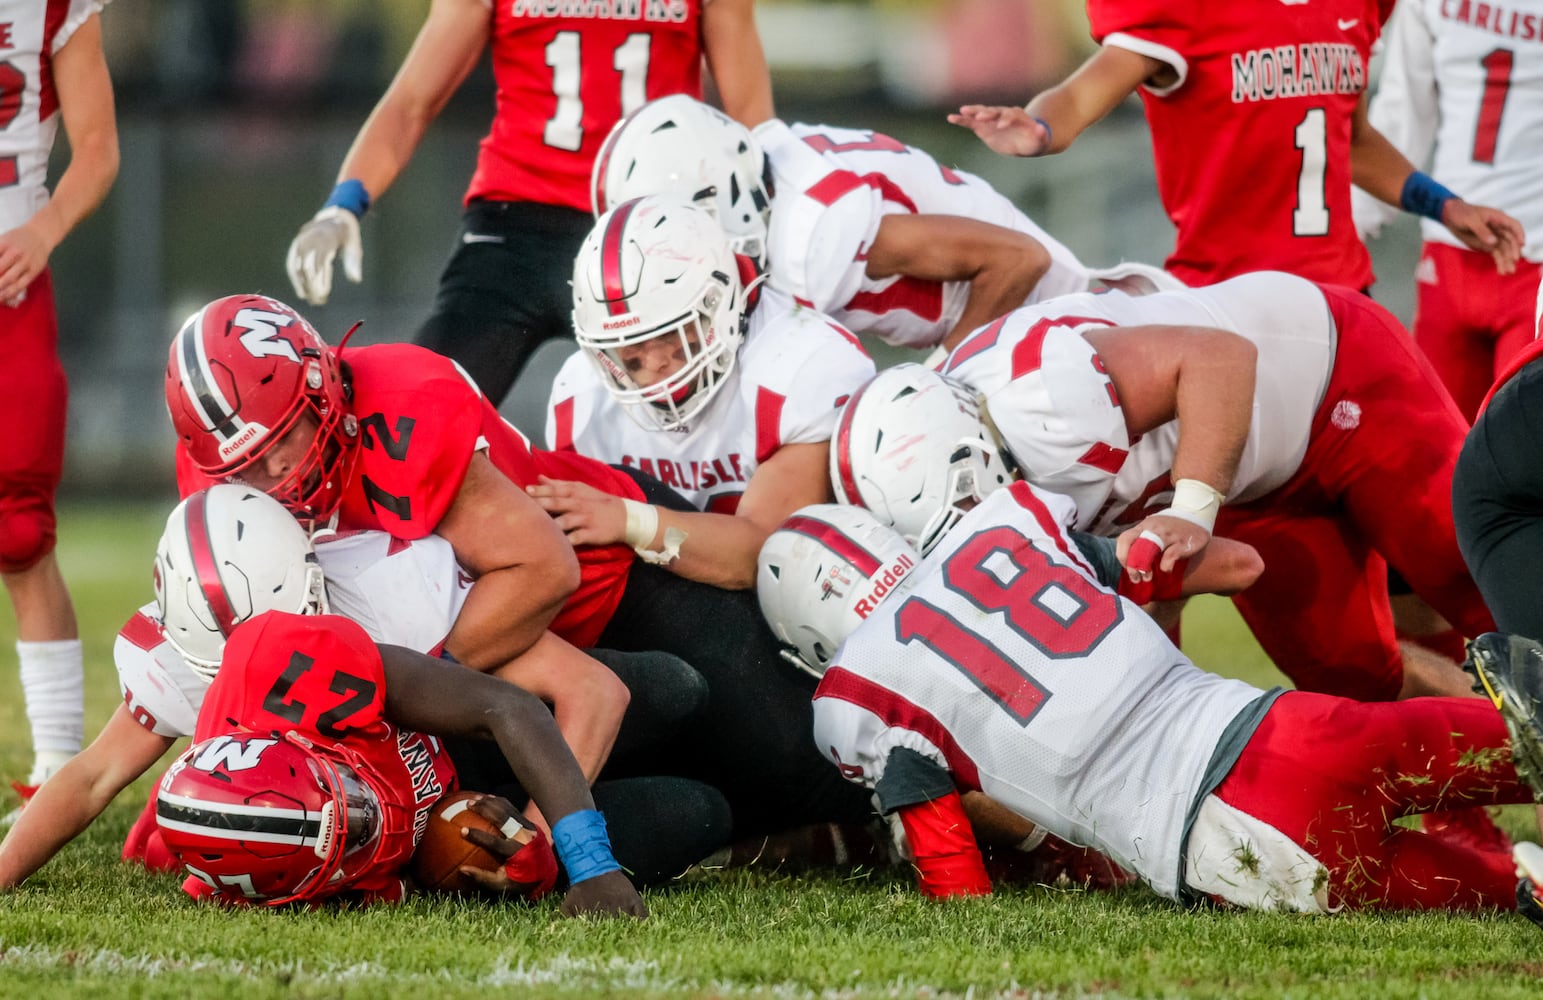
[0,12,117,307]
[701,0,774,127]
[489,632,627,789]
[439,453,581,671]
[1085,325,1255,575]
[528,442,832,589]
[947,45,1163,158]
[1349,94,1524,275]
[286,0,489,304]
[0,705,173,889]
[865,214,1051,351]
[378,644,646,918]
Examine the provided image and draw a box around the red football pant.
[1214,691,1526,910]
[1412,243,1541,422]
[1218,286,1494,701]
[0,271,66,572]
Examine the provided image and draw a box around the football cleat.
[1514,841,1543,929]
[1420,807,1514,859]
[1463,632,1543,800]
[0,780,39,830]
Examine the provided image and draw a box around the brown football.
[409,791,507,893]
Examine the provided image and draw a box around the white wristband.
[1160,478,1224,534]
[621,499,687,565]
[621,498,659,549]
[1015,826,1049,853]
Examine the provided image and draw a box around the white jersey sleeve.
[744,297,876,450]
[756,118,884,314]
[944,307,1131,529]
[545,349,608,453]
[313,530,470,655]
[114,604,206,739]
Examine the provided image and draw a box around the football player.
[947,0,1523,291]
[0,0,118,824]
[1353,0,1543,420]
[0,486,727,893]
[845,272,1497,706]
[591,95,1116,355]
[281,0,771,407]
[758,501,1543,921]
[153,599,641,914]
[164,299,875,839]
[533,194,874,592]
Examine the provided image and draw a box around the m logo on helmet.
[234,308,303,363]
[191,734,280,773]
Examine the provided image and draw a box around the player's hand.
[946,105,1050,158]
[559,869,647,920]
[1117,515,1212,582]
[0,223,52,307]
[453,793,560,900]
[1440,200,1526,276]
[285,206,363,305]
[525,476,628,546]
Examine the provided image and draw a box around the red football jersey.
[467,0,706,211]
[176,343,642,648]
[1087,0,1395,288]
[194,611,459,901]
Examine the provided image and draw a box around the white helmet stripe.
[177,307,247,442]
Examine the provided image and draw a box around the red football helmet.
[156,731,385,905]
[165,294,358,524]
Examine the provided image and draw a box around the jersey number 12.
[544,32,652,152]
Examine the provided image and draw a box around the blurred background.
[51,0,1424,499]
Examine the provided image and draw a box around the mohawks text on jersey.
[510,0,689,23]
[1231,44,1367,103]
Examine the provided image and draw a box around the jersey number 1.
[0,61,23,187]
[544,32,652,152]
[1293,108,1329,237]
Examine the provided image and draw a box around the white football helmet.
[830,364,1014,556]
[591,95,772,267]
[756,504,920,678]
[154,483,328,680]
[572,194,749,432]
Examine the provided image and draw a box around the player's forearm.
[1171,332,1256,495]
[942,247,1051,351]
[1350,110,1423,208]
[1178,536,1264,596]
[0,764,124,888]
[485,690,601,824]
[29,133,118,254]
[334,103,436,204]
[642,507,767,589]
[446,568,574,669]
[702,0,774,126]
[1025,46,1155,155]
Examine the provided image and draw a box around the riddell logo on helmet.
[603,315,642,330]
[219,424,263,461]
[853,554,916,619]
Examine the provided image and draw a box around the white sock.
[18,638,84,784]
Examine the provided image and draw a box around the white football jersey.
[1355,0,1543,258]
[942,271,1335,534]
[547,287,876,511]
[115,531,470,738]
[754,119,1090,350]
[0,0,106,231]
[812,482,1272,900]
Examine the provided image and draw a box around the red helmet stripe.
[782,514,883,576]
[600,199,638,317]
[183,490,239,640]
[833,377,875,506]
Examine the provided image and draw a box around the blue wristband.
[551,808,622,885]
[1399,171,1456,223]
[1031,116,1052,153]
[323,179,371,219]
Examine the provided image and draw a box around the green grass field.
[2,505,1540,999]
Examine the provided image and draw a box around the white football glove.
[285,206,363,306]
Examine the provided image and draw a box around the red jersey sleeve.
[175,446,220,498]
[1086,0,1197,50]
[338,346,485,538]
[194,612,387,743]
